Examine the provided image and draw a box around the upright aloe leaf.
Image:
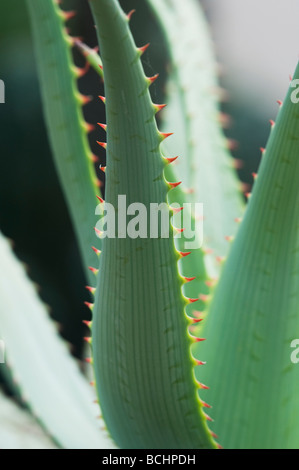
[76,37,212,322]
[198,65,299,448]
[0,232,115,449]
[89,0,217,449]
[26,0,101,284]
[147,0,244,277]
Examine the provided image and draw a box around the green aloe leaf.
[73,19,212,305]
[147,0,244,277]
[0,389,57,449]
[26,0,101,284]
[0,232,115,449]
[89,0,217,449]
[198,64,299,449]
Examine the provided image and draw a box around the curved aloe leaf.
[198,64,299,448]
[0,389,57,449]
[0,232,115,449]
[147,0,244,277]
[89,0,217,449]
[26,0,101,284]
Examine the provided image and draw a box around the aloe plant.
[0,0,298,449]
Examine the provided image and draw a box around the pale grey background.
[202,0,299,116]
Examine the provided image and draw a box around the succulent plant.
[0,0,298,449]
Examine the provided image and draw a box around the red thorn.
[232,158,243,170]
[252,172,257,180]
[218,112,231,128]
[84,301,94,310]
[188,298,199,303]
[127,9,136,20]
[216,256,225,264]
[185,187,195,194]
[225,235,233,242]
[97,123,107,131]
[226,138,238,151]
[92,246,101,255]
[79,94,92,105]
[174,227,185,233]
[91,154,99,163]
[98,95,106,104]
[75,61,90,78]
[210,431,218,439]
[88,266,99,274]
[154,103,167,112]
[171,206,183,214]
[210,85,229,102]
[97,141,107,149]
[96,195,104,203]
[199,294,209,302]
[168,181,182,189]
[165,156,178,164]
[217,444,224,449]
[241,182,250,193]
[183,276,196,282]
[94,226,102,237]
[89,381,95,387]
[245,192,251,199]
[61,10,76,21]
[95,180,102,191]
[200,400,211,409]
[197,382,209,390]
[203,248,213,255]
[194,337,206,343]
[138,43,150,55]
[100,166,106,173]
[193,310,204,319]
[147,73,159,84]
[189,327,205,340]
[234,217,242,223]
[160,132,174,140]
[195,360,206,366]
[98,64,103,71]
[178,251,191,258]
[205,279,216,287]
[260,147,265,153]
[85,358,93,364]
[269,119,275,127]
[203,412,213,422]
[186,312,202,323]
[85,122,95,133]
[83,320,92,328]
[83,337,92,344]
[85,285,96,294]
[277,99,283,106]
